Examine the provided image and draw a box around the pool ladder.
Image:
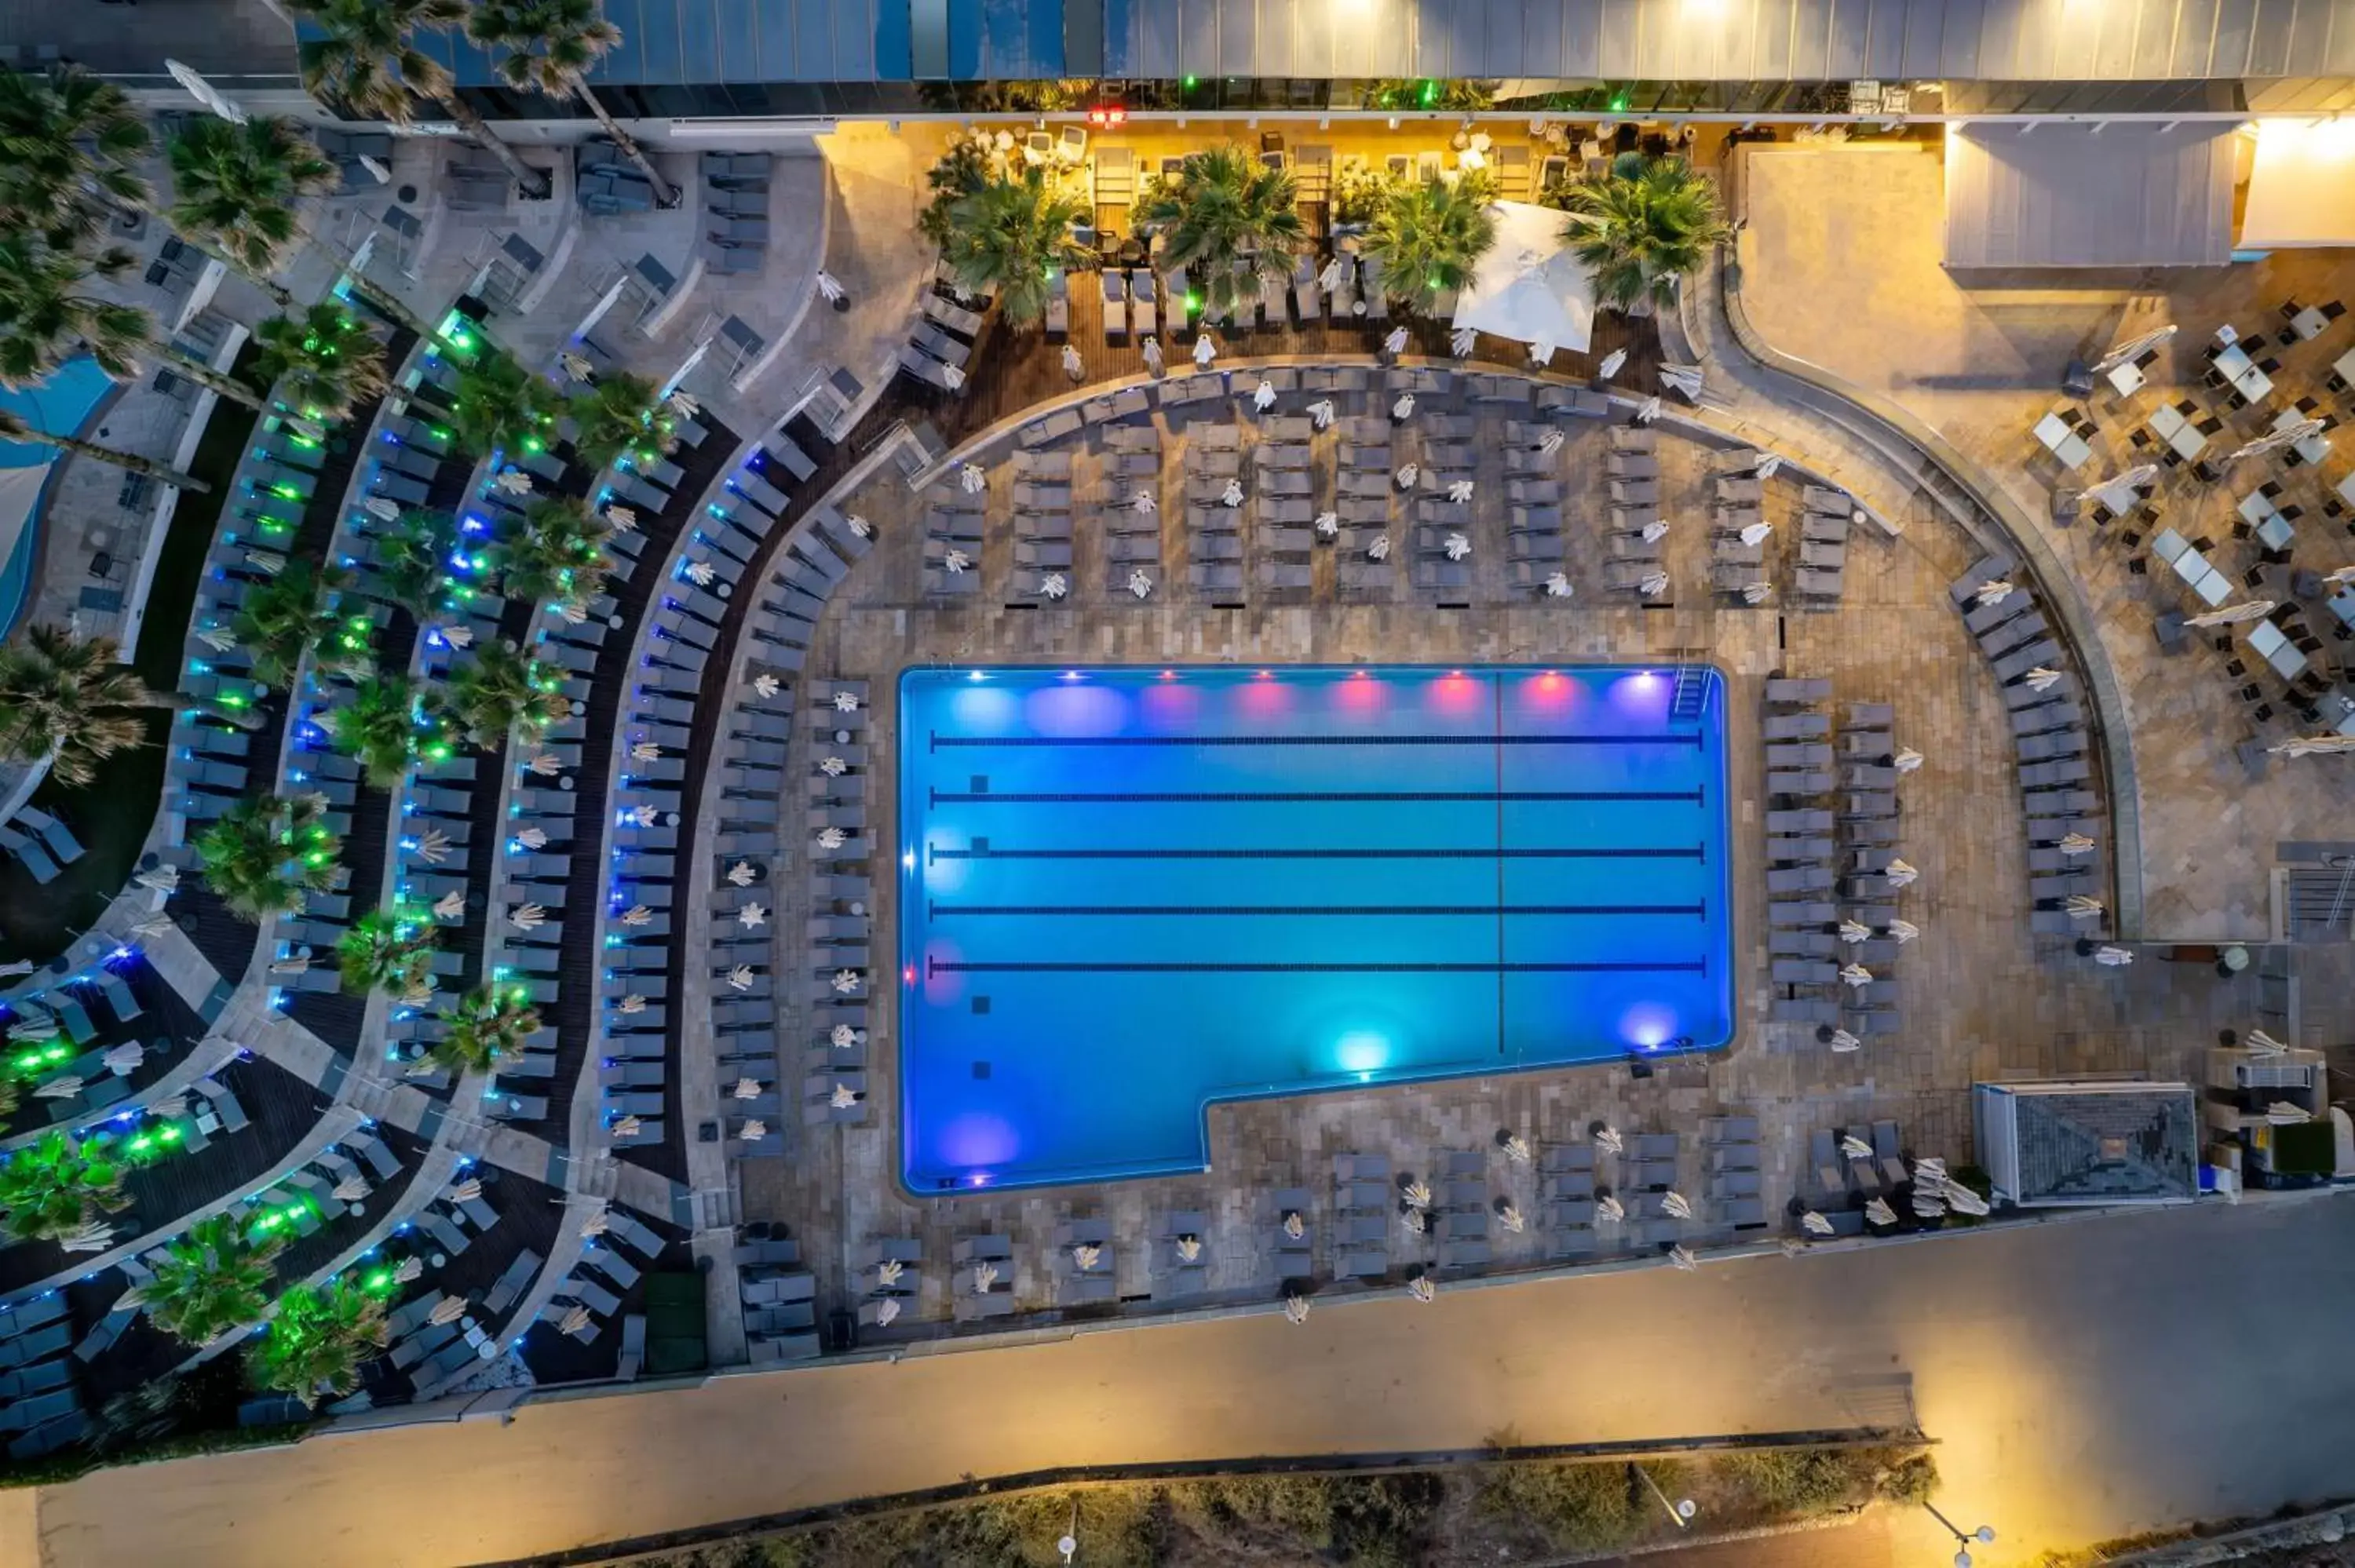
[1668,662,1709,723]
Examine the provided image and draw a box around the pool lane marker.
[929,787,1707,805]
[930,902,1711,918]
[932,731,1705,749]
[928,958,1709,975]
[927,844,1707,861]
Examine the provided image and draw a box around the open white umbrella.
[1659,1191,1692,1220]
[732,1077,761,1099]
[432,891,466,920]
[1884,859,1919,888]
[1130,488,1157,515]
[958,462,986,494]
[2024,665,2063,692]
[134,865,181,892]
[1408,1274,1437,1302]
[1394,463,1419,490]
[1128,568,1155,600]
[2269,734,2355,757]
[1864,1197,1897,1227]
[1444,532,1472,561]
[1827,1028,1861,1052]
[508,903,546,932]
[1449,326,1477,357]
[1252,379,1276,411]
[1595,1193,1625,1223]
[1738,521,1772,547]
[1192,334,1217,369]
[831,969,860,995]
[1887,919,1920,943]
[1838,919,1871,944]
[2186,600,2276,629]
[1593,1125,1623,1155]
[738,903,768,929]
[1839,963,1873,989]
[1141,337,1165,377]
[1367,536,1391,562]
[1544,571,1573,599]
[1893,748,1924,774]
[1596,348,1627,380]
[2265,1100,2311,1124]
[727,859,761,888]
[816,826,846,849]
[943,548,972,574]
[1667,1245,1698,1271]
[752,673,781,701]
[1219,480,1244,509]
[2244,1028,2290,1056]
[1393,392,1415,421]
[1283,1293,1313,1325]
[2094,945,2134,966]
[2065,895,2106,921]
[1801,1209,1836,1236]
[1639,569,1670,597]
[617,993,645,1014]
[1448,480,1475,504]
[831,1024,863,1051]
[727,965,754,990]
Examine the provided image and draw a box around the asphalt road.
[21,1194,2355,1568]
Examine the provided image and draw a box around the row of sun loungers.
[0,804,86,884]
[696,150,771,275]
[901,269,985,393]
[0,1292,82,1457]
[1764,680,1906,1037]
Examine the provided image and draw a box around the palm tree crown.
[466,0,676,204]
[0,65,152,251]
[166,117,337,284]
[1362,173,1498,315]
[432,984,541,1074]
[1140,146,1305,319]
[1561,154,1731,315]
[246,1276,389,1406]
[327,674,425,788]
[0,235,154,390]
[137,1214,286,1347]
[374,508,462,619]
[487,494,612,611]
[446,351,560,462]
[0,625,164,787]
[250,304,389,426]
[0,1131,130,1243]
[338,906,439,1000]
[430,641,569,749]
[232,559,355,690]
[568,372,676,472]
[938,168,1094,329]
[192,793,344,922]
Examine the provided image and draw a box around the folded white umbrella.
[2186,599,2276,629]
[815,826,845,850]
[1944,1184,1991,1217]
[1755,454,1784,480]
[1366,536,1390,561]
[1219,480,1244,509]
[828,1080,860,1107]
[1827,1029,1861,1052]
[1382,326,1408,356]
[1408,1274,1437,1302]
[1596,348,1627,379]
[606,506,638,534]
[1281,1212,1305,1240]
[1738,521,1772,547]
[1401,1178,1432,1209]
[557,1304,593,1336]
[831,1023,860,1048]
[1308,399,1336,428]
[1886,919,1920,943]
[971,1261,999,1293]
[430,1295,467,1326]
[1911,1191,1946,1220]
[34,1075,84,1099]
[727,965,754,990]
[831,968,860,995]
[1192,334,1217,369]
[1449,326,1477,357]
[1174,1235,1202,1263]
[1667,1245,1697,1271]
[1659,1191,1692,1220]
[1313,511,1338,537]
[60,1221,115,1253]
[432,891,466,920]
[1141,338,1165,375]
[1893,748,1923,774]
[1539,428,1565,455]
[2065,895,2105,920]
[617,993,645,1014]
[1496,1202,1526,1234]
[943,549,971,574]
[2266,1101,2311,1124]
[1741,582,1772,605]
[1800,1210,1836,1236]
[396,1255,426,1281]
[1283,1293,1312,1324]
[2058,833,2096,856]
[1528,338,1554,366]
[2024,665,2063,691]
[1444,532,1472,560]
[1252,379,1276,411]
[1502,1133,1531,1165]
[268,953,309,975]
[958,462,986,494]
[1640,569,1670,597]
[685,560,716,586]
[1975,579,2015,606]
[1595,1193,1625,1223]
[1864,1197,1897,1227]
[333,1176,370,1202]
[1838,920,1871,943]
[103,1042,144,1075]
[364,496,401,522]
[737,1119,767,1141]
[1394,463,1419,489]
[1448,480,1475,504]
[1635,396,1662,424]
[134,865,181,892]
[1544,571,1573,599]
[508,903,546,932]
[738,903,769,929]
[1593,1125,1623,1155]
[1128,568,1155,600]
[1840,1134,1872,1161]
[1393,392,1415,421]
[2269,734,2355,757]
[732,1077,761,1099]
[1060,344,1083,378]
[2094,945,2134,966]
[1884,860,1919,888]
[495,469,532,495]
[1072,1242,1101,1271]
[528,753,560,777]
[2244,1028,2289,1056]
[1641,519,1670,543]
[1400,1205,1427,1234]
[196,625,237,652]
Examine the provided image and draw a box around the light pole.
[1924,1501,1997,1566]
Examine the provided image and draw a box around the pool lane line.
[932,731,1705,749]
[929,788,1707,804]
[929,903,1711,917]
[929,959,1710,975]
[927,844,1707,862]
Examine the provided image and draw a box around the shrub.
[1329,1472,1443,1566]
[1877,1449,1940,1506]
[1477,1460,1638,1551]
[1717,1447,1863,1519]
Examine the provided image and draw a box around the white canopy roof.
[1450,199,1595,355]
[2240,120,2355,250]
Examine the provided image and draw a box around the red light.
[1089,105,1126,126]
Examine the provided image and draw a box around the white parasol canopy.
[1451,201,1596,352]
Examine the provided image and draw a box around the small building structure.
[1973,1081,2200,1209]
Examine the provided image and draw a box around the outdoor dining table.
[2105,358,2147,396]
[2149,402,2208,461]
[2033,410,2094,468]
[2237,490,2296,551]
[2335,347,2355,385]
[2339,470,2355,509]
[2290,304,2333,341]
[2320,690,2355,735]
[2151,527,2233,605]
[2213,342,2274,403]
[2247,618,2309,680]
[2328,586,2355,629]
[2272,407,2334,465]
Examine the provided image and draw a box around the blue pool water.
[897,665,1733,1192]
[0,357,116,636]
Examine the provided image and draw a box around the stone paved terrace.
[735,346,2272,1338]
[1732,139,2355,942]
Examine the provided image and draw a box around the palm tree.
[284,0,549,199]
[327,674,423,787]
[0,625,168,787]
[487,494,611,611]
[917,137,993,248]
[446,351,560,462]
[374,508,461,619]
[938,169,1094,329]
[165,117,338,306]
[431,984,540,1074]
[0,64,152,252]
[0,408,209,493]
[0,234,265,411]
[1361,173,1499,315]
[246,1276,389,1406]
[338,906,438,998]
[135,1214,286,1346]
[1140,146,1305,321]
[232,559,353,690]
[192,793,344,922]
[250,304,391,427]
[431,640,568,749]
[467,0,678,206]
[1561,153,1732,315]
[567,372,676,472]
[0,1130,130,1244]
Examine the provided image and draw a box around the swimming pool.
[897,665,1732,1191]
[0,357,116,636]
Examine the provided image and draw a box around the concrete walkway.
[20,1194,2355,1568]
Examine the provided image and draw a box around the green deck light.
[1418,79,1439,106]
